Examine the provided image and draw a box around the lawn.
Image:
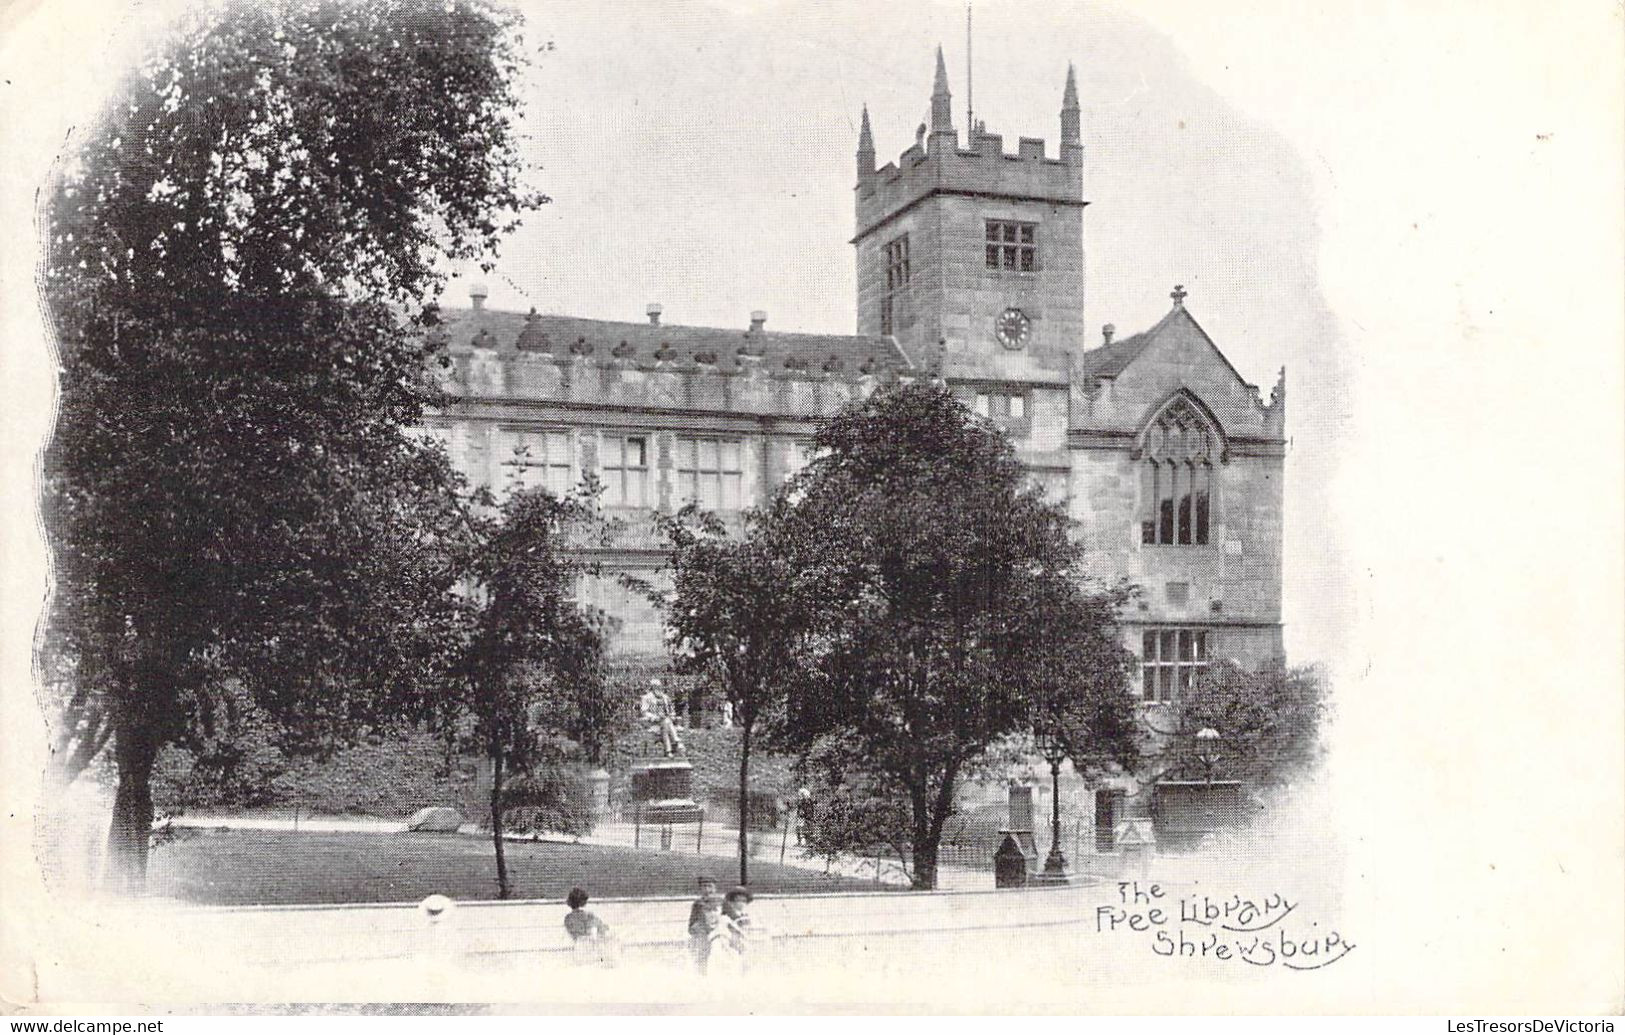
[145,829,893,906]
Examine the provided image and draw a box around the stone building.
[425,49,1285,730]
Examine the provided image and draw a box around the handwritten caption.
[1095,881,1355,970]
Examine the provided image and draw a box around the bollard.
[994,835,1030,888]
[419,894,455,962]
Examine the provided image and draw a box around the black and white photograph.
[0,0,1620,1019]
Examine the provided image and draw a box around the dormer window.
[985,220,1037,271]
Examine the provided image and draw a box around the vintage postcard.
[1,0,1620,1017]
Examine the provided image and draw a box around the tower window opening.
[881,234,910,336]
[985,220,1037,272]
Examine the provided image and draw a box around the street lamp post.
[1033,729,1071,885]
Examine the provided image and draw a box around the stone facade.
[428,50,1286,713]
[1070,305,1287,709]
[427,306,909,656]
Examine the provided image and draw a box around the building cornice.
[431,396,830,436]
[1068,427,1285,459]
[1122,616,1284,630]
[852,187,1089,244]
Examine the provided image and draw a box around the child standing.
[687,875,721,974]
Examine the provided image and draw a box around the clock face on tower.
[995,307,1032,349]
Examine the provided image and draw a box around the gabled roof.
[1077,310,1173,378]
[435,308,913,375]
[1078,304,1252,388]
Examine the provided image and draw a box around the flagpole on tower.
[966,3,974,134]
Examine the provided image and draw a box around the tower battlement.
[854,51,1084,245]
[856,133,1083,245]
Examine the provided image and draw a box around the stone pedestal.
[630,759,702,825]
[1033,851,1074,885]
[1004,783,1039,862]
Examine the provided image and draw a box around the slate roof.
[1077,304,1256,390]
[434,307,913,375]
[1077,308,1177,378]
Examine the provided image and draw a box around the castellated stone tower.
[854,51,1087,383]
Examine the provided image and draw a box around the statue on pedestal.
[639,678,685,757]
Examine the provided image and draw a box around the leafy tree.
[776,382,1132,889]
[794,735,915,882]
[456,484,611,899]
[1022,576,1142,781]
[659,500,812,886]
[39,0,543,889]
[1157,661,1328,787]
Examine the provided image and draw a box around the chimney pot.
[1102,323,1116,346]
[646,303,663,326]
[749,310,767,332]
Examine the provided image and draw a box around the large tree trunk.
[104,718,159,895]
[907,766,960,891]
[908,784,935,890]
[910,837,939,891]
[737,717,751,887]
[490,748,510,899]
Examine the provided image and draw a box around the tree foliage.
[793,735,915,882]
[774,383,1137,889]
[1158,661,1327,787]
[1021,576,1142,781]
[455,484,612,899]
[659,500,813,885]
[39,0,543,889]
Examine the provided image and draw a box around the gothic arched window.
[1138,396,1218,546]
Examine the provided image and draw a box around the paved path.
[167,813,404,834]
[37,877,1223,1007]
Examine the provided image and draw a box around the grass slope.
[145,829,893,905]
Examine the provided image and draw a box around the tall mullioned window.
[881,234,910,336]
[675,436,744,512]
[499,427,574,497]
[985,220,1037,271]
[1140,397,1216,546]
[600,433,650,508]
[1141,628,1210,703]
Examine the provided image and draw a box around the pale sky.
[446,0,1352,670]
